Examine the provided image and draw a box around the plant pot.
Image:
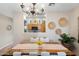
[61,41,75,51]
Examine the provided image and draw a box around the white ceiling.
[45,3,79,12]
[0,3,79,18]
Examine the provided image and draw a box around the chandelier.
[20,3,45,16]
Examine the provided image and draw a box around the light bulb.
[41,4,45,8]
[36,9,39,12]
[23,15,26,20]
[26,7,29,11]
[44,14,47,17]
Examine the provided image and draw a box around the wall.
[0,4,13,18]
[0,14,13,55]
[13,13,25,44]
[69,7,79,55]
[69,7,79,40]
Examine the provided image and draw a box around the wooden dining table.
[11,43,75,56]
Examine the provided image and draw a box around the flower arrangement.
[36,40,44,45]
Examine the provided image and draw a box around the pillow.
[40,37,49,42]
[30,37,39,42]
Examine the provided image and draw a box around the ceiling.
[0,3,79,18]
[45,3,79,12]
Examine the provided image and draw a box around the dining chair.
[57,52,66,56]
[29,52,39,56]
[41,52,50,56]
[50,53,58,56]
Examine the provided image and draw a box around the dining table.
[11,43,75,56]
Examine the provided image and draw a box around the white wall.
[0,14,13,50]
[69,7,79,40]
[13,13,25,44]
[69,7,79,55]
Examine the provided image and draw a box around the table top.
[12,43,39,50]
[11,43,75,56]
[41,44,68,50]
[12,43,69,51]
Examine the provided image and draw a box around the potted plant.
[59,33,76,51]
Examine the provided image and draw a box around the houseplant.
[59,33,76,51]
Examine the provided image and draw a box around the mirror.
[7,25,12,31]
[59,17,68,27]
[48,22,56,29]
[55,29,62,35]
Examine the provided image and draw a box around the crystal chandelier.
[20,3,45,16]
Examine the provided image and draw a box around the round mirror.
[55,29,62,35]
[7,25,12,31]
[59,17,68,27]
[48,22,56,29]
